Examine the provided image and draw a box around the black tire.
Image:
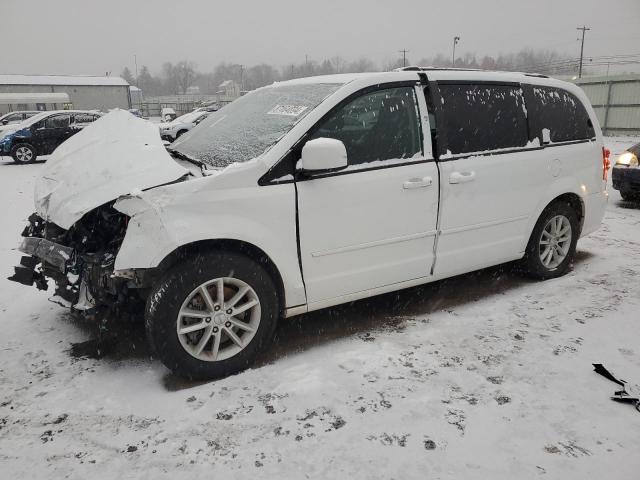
[145,251,280,380]
[11,143,37,163]
[620,191,638,201]
[521,201,580,280]
[175,129,187,139]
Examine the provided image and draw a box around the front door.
[297,84,439,305]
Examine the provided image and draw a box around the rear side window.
[527,86,594,143]
[438,83,529,155]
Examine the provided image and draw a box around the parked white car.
[158,110,210,142]
[160,107,177,122]
[11,70,608,379]
[0,110,41,137]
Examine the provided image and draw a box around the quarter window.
[527,86,594,143]
[73,113,97,125]
[438,84,529,155]
[309,87,422,166]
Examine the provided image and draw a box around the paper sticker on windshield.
[267,105,308,116]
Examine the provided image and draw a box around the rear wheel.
[145,251,280,380]
[620,191,638,201]
[521,201,580,279]
[11,143,37,163]
[175,129,187,139]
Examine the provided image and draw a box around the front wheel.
[11,143,37,163]
[145,251,280,380]
[521,201,580,279]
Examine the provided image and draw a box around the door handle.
[403,176,433,189]
[449,171,476,184]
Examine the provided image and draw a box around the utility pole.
[239,65,244,92]
[399,49,409,67]
[576,25,590,78]
[452,36,460,67]
[134,54,138,86]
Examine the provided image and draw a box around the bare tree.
[161,62,179,94]
[175,61,197,94]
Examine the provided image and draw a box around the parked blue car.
[0,110,101,163]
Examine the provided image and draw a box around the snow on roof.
[0,92,70,104]
[129,85,141,91]
[0,74,129,87]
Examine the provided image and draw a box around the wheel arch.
[522,190,585,254]
[543,192,585,233]
[155,238,287,316]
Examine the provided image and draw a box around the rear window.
[438,83,529,155]
[527,86,594,143]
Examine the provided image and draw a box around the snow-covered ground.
[1,138,639,479]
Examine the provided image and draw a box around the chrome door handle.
[403,176,433,189]
[449,171,476,184]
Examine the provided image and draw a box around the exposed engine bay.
[9,205,147,317]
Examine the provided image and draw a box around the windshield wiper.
[166,147,210,173]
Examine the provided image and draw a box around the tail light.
[602,147,611,181]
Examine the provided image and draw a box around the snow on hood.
[34,109,189,229]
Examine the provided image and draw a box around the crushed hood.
[34,109,189,229]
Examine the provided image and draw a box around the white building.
[216,80,240,100]
[0,74,131,114]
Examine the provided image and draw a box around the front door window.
[308,86,422,166]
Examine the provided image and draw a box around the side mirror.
[299,138,348,174]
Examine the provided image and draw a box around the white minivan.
[11,69,608,379]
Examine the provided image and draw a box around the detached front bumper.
[17,236,74,272]
[612,166,640,193]
[9,234,124,311]
[9,236,77,300]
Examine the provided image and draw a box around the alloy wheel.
[539,215,572,269]
[15,146,33,162]
[176,277,261,362]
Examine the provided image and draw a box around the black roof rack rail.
[394,66,482,72]
[394,66,550,78]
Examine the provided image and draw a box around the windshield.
[171,82,343,167]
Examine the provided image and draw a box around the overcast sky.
[5,0,640,77]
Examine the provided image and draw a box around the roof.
[0,74,129,87]
[0,92,70,104]
[274,70,569,89]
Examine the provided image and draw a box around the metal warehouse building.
[573,74,640,136]
[0,74,131,114]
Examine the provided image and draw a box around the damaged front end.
[9,206,147,317]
